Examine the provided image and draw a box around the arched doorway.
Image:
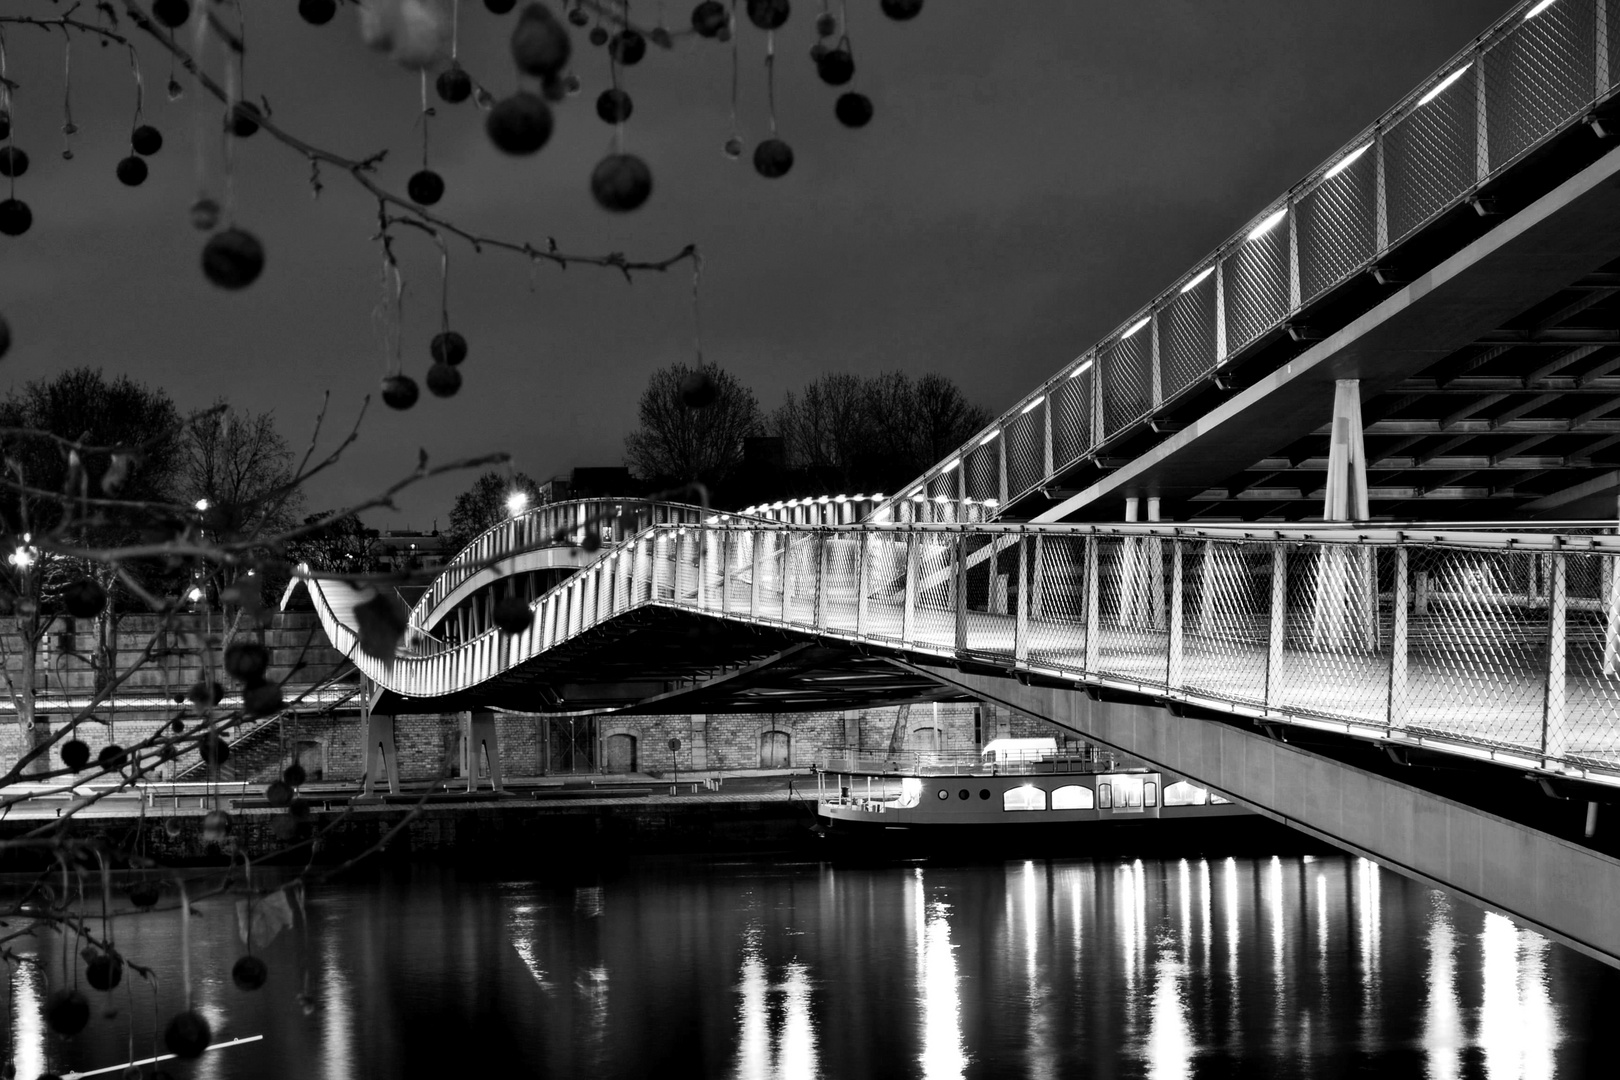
[759,730,791,768]
[906,726,941,752]
[604,733,638,773]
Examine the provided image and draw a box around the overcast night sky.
[0,0,1512,528]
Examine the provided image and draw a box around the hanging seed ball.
[568,7,589,27]
[436,65,473,104]
[430,330,468,365]
[225,640,269,682]
[590,153,653,212]
[288,797,313,821]
[589,25,609,46]
[63,578,107,618]
[126,881,161,909]
[188,680,226,709]
[426,362,462,398]
[244,682,283,719]
[199,735,231,768]
[116,156,149,187]
[485,0,518,12]
[493,594,533,634]
[541,75,569,103]
[202,227,266,290]
[86,955,124,992]
[680,370,719,408]
[298,0,337,25]
[266,780,293,807]
[563,74,582,96]
[809,42,828,62]
[202,809,231,837]
[232,955,268,991]
[717,23,732,42]
[692,1,727,36]
[650,27,673,48]
[164,1010,212,1060]
[723,136,743,159]
[610,30,646,65]
[152,0,191,29]
[163,817,182,837]
[596,88,633,124]
[485,92,554,155]
[512,3,573,78]
[284,762,307,788]
[753,138,794,179]
[61,739,91,771]
[815,11,837,36]
[407,169,445,206]
[228,101,262,138]
[0,108,9,140]
[45,990,91,1037]
[881,0,924,19]
[835,91,873,128]
[190,197,220,231]
[816,47,854,85]
[131,124,164,156]
[98,745,128,771]
[746,0,791,30]
[381,373,420,410]
[0,314,10,360]
[0,147,28,178]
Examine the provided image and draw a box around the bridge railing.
[330,519,1620,787]
[871,0,1619,524]
[409,499,714,628]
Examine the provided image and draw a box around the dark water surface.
[6,855,1616,1079]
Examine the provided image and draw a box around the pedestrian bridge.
[299,0,1620,967]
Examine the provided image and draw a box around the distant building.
[370,530,451,574]
[537,466,644,504]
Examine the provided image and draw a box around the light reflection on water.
[1,855,1613,1079]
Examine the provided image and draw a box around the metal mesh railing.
[867,0,1619,522]
[308,520,1620,788]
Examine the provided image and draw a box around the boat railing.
[816,746,1120,777]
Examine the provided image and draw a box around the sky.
[0,0,1514,529]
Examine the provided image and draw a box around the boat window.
[937,789,949,801]
[1051,785,1094,810]
[1098,783,1112,809]
[1144,782,1157,807]
[959,789,970,800]
[1003,786,1047,811]
[979,789,990,800]
[1163,781,1208,806]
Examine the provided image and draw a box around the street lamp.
[506,491,529,518]
[194,498,210,512]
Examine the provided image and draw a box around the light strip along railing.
[322,518,1620,788]
[871,0,1620,527]
[408,498,715,629]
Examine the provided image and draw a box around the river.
[4,854,1614,1078]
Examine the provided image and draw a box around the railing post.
[902,531,918,646]
[781,532,795,622]
[1167,539,1184,690]
[1389,545,1408,732]
[955,535,969,653]
[815,531,829,631]
[1604,550,1620,675]
[1287,201,1301,312]
[1030,534,1044,621]
[720,530,732,615]
[696,528,709,610]
[1543,550,1567,766]
[1599,0,1611,97]
[1214,260,1228,365]
[1265,544,1287,711]
[1084,535,1100,673]
[856,530,870,637]
[998,434,1008,508]
[750,529,764,617]
[1150,313,1163,409]
[1474,46,1489,184]
[1015,535,1029,663]
[1042,396,1055,483]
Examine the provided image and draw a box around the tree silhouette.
[447,469,543,551]
[624,361,762,488]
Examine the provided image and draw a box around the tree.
[447,471,543,553]
[771,371,990,497]
[624,362,762,489]
[0,367,183,770]
[285,511,382,576]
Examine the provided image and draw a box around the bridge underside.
[376,607,968,716]
[1029,134,1620,523]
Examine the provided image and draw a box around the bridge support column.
[361,712,401,799]
[464,709,505,794]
